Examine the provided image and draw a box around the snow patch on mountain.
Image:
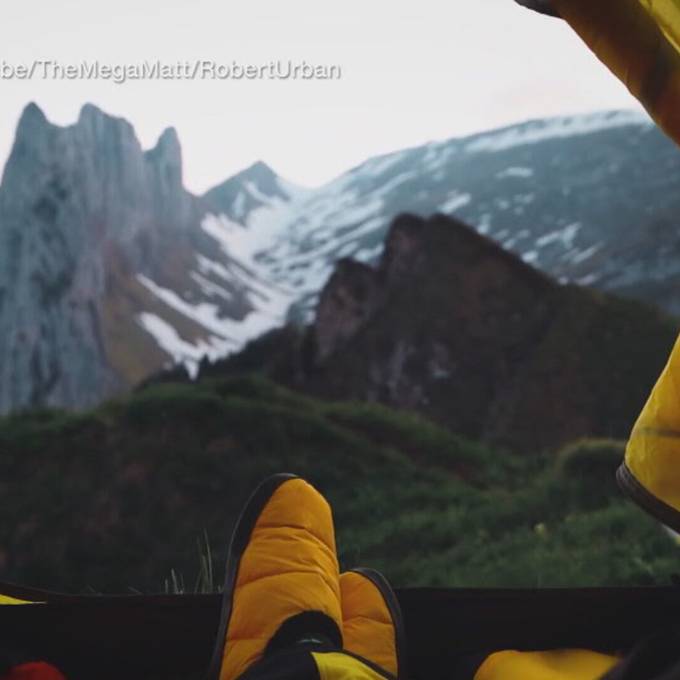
[138,275,239,341]
[466,110,651,153]
[571,244,602,265]
[137,254,292,375]
[202,214,256,262]
[189,272,235,302]
[137,313,230,378]
[497,166,534,179]
[374,170,418,197]
[363,150,409,177]
[536,223,582,250]
[439,192,472,213]
[477,215,493,235]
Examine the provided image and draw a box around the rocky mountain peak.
[3,103,53,184]
[245,159,276,178]
[15,101,48,135]
[201,159,292,220]
[314,213,553,364]
[0,103,293,415]
[146,126,183,183]
[379,213,429,280]
[300,212,676,453]
[78,102,109,123]
[314,258,383,362]
[75,103,140,151]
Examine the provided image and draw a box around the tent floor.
[2,584,680,680]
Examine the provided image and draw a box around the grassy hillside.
[0,375,676,593]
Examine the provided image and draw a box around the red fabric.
[2,662,66,680]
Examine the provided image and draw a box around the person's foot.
[340,568,407,679]
[207,474,343,680]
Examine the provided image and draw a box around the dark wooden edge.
[4,582,680,607]
[2,585,680,680]
[0,579,217,605]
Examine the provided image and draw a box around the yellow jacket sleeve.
[552,0,680,146]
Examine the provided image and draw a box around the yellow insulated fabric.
[219,479,342,680]
[474,649,619,680]
[0,594,33,605]
[639,1,680,51]
[340,572,398,678]
[552,0,680,146]
[624,334,680,514]
[312,653,391,680]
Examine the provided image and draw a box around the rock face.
[298,213,677,453]
[314,259,384,362]
[0,103,291,413]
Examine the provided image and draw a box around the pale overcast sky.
[0,0,641,194]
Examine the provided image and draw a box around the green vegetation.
[0,376,677,593]
[163,530,216,595]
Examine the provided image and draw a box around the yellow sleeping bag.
[619,333,680,530]
[474,649,619,680]
[0,593,32,605]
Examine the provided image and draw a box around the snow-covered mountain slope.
[202,109,680,321]
[1,104,677,413]
[0,104,291,413]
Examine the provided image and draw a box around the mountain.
[0,104,292,413]
[1,104,678,414]
[209,213,677,454]
[205,110,680,321]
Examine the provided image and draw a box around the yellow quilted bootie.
[206,474,343,680]
[340,568,407,680]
